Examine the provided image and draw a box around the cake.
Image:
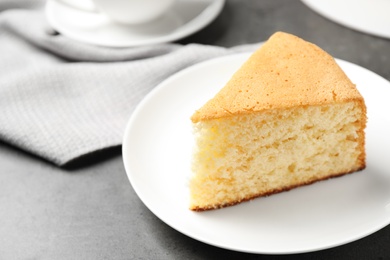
[189,32,367,211]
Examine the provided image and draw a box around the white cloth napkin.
[0,0,258,165]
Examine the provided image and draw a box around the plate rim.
[122,52,390,254]
[301,0,390,39]
[45,0,225,47]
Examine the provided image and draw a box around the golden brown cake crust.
[191,32,364,123]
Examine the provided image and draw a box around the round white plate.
[122,53,390,254]
[302,0,390,39]
[45,0,225,47]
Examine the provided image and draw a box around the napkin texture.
[0,1,258,165]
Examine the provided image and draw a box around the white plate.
[122,53,390,254]
[302,0,390,39]
[45,0,225,47]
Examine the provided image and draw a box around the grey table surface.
[1,0,390,259]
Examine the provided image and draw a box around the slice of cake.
[189,32,367,211]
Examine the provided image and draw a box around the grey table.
[1,1,390,259]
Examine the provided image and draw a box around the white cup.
[59,0,177,25]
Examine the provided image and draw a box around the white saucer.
[45,0,225,47]
[302,0,390,39]
[122,53,390,254]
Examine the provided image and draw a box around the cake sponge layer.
[190,101,365,211]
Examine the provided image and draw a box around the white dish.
[302,0,390,39]
[45,0,225,47]
[122,53,390,254]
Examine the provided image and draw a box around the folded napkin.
[0,0,258,166]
